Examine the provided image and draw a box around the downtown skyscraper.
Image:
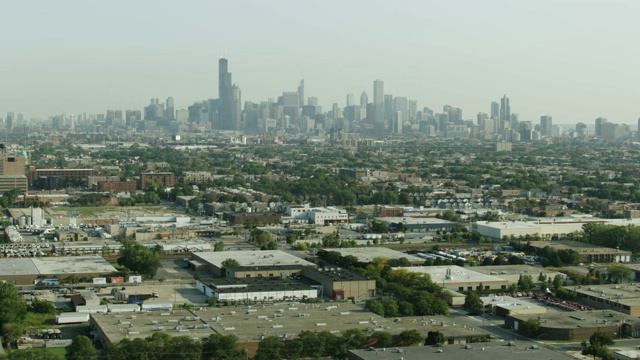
[218,58,241,130]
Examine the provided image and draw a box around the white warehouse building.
[284,204,348,225]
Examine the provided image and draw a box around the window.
[459,287,464,292]
[467,286,473,291]
[485,286,490,290]
[501,285,507,290]
[245,274,251,278]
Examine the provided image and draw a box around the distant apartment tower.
[183,171,214,184]
[496,142,513,152]
[338,168,369,179]
[0,145,27,194]
[540,115,553,137]
[140,172,175,189]
[595,117,608,137]
[282,92,300,121]
[601,122,629,141]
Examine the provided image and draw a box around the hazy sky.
[2,0,640,125]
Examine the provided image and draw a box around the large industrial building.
[190,250,316,278]
[374,216,459,232]
[284,204,348,225]
[398,265,509,292]
[528,240,632,263]
[471,217,640,241]
[302,268,376,300]
[0,256,118,284]
[332,247,425,265]
[567,284,640,317]
[196,277,318,303]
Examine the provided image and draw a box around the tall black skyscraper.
[218,58,241,130]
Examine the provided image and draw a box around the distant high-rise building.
[282,92,299,121]
[595,117,608,137]
[346,94,355,107]
[6,112,14,133]
[297,79,305,109]
[477,112,488,126]
[307,97,318,106]
[393,97,408,125]
[540,115,553,137]
[373,79,384,123]
[218,58,241,130]
[393,111,403,134]
[519,121,533,141]
[490,101,499,119]
[384,94,393,121]
[165,97,175,120]
[408,100,418,121]
[360,91,368,108]
[500,95,510,122]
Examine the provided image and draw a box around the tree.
[517,274,534,292]
[117,238,160,278]
[297,331,324,359]
[201,333,245,360]
[518,318,540,338]
[608,264,632,284]
[365,300,384,317]
[214,241,224,252]
[67,335,96,360]
[370,331,393,348]
[582,332,615,360]
[221,258,240,277]
[28,298,56,314]
[464,291,483,315]
[254,335,284,360]
[398,329,423,346]
[342,328,368,349]
[425,330,445,345]
[0,282,27,343]
[383,300,401,317]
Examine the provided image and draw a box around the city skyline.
[2,1,640,124]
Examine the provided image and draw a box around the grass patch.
[24,312,57,330]
[10,347,68,358]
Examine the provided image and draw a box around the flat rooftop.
[375,217,458,226]
[303,268,371,282]
[528,240,632,255]
[32,256,117,274]
[193,250,315,268]
[508,304,640,330]
[91,309,215,345]
[348,341,574,360]
[209,278,315,293]
[569,284,640,308]
[480,295,546,312]
[334,248,424,264]
[399,266,506,285]
[475,221,541,230]
[473,265,564,283]
[0,256,117,276]
[189,303,488,344]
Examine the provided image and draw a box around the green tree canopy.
[117,239,160,278]
[66,335,96,360]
